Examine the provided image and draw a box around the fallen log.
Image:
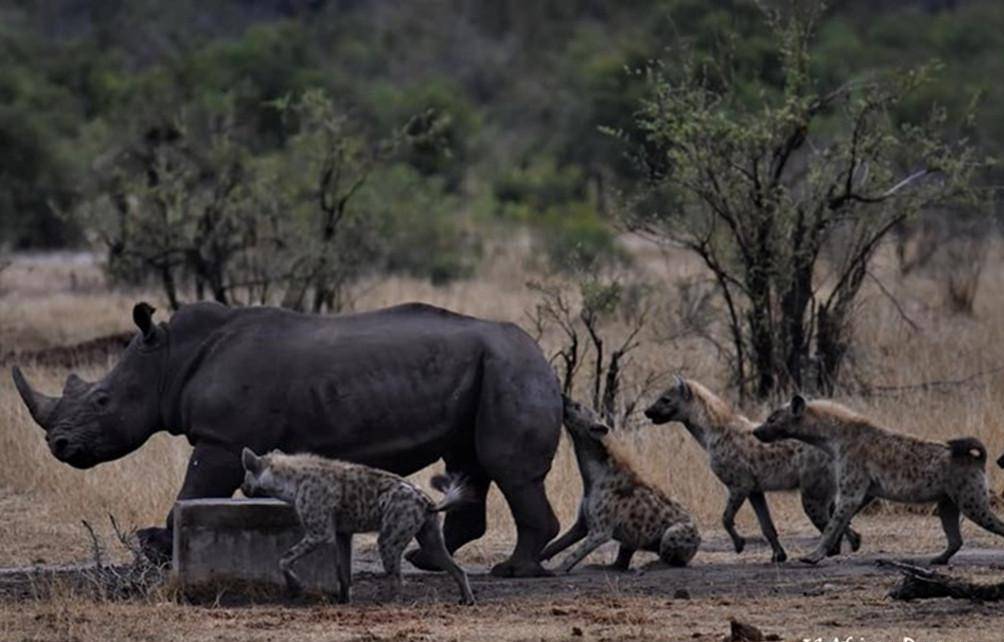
[879,559,1004,601]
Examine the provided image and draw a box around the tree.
[621,1,991,399]
[527,274,661,429]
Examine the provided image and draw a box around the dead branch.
[866,270,920,333]
[879,559,1004,601]
[81,520,104,568]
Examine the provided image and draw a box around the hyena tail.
[947,437,986,464]
[429,473,476,513]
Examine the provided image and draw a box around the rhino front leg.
[139,442,244,563]
[406,463,490,572]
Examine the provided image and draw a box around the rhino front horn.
[11,366,59,430]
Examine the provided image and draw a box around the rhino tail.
[947,437,986,464]
[429,473,476,513]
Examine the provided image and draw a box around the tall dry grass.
[2,239,1003,565]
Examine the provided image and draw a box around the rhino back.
[168,302,552,475]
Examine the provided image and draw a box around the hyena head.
[241,447,290,500]
[644,376,695,425]
[753,395,809,443]
[561,395,611,443]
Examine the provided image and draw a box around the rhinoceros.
[12,301,562,577]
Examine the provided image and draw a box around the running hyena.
[643,377,861,562]
[540,396,700,572]
[754,395,1004,565]
[240,448,475,604]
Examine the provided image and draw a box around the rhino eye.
[94,394,111,408]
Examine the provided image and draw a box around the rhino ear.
[133,302,157,342]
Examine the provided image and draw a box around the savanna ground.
[2,241,1004,641]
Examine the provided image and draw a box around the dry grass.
[2,239,1004,640]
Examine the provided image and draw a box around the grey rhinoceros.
[12,301,562,577]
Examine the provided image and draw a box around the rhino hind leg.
[142,442,245,562]
[490,476,559,578]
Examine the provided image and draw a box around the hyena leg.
[802,485,868,565]
[930,498,962,566]
[748,492,786,563]
[379,506,425,601]
[801,492,861,555]
[540,503,589,562]
[952,474,1004,539]
[557,530,612,573]
[609,544,636,571]
[280,535,325,597]
[722,489,748,554]
[407,459,491,572]
[283,495,336,597]
[334,532,353,604]
[415,515,475,605]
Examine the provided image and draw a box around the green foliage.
[493,159,586,219]
[539,202,625,274]
[2,0,1002,279]
[362,165,480,285]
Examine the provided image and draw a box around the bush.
[493,159,586,219]
[361,164,480,285]
[539,202,625,274]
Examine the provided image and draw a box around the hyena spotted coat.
[755,395,1004,565]
[644,377,861,562]
[540,396,700,572]
[241,448,475,604]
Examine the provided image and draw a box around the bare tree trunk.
[159,264,179,311]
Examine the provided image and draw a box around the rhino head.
[12,302,167,469]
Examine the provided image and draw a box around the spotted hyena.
[240,448,475,604]
[754,395,1004,565]
[540,396,700,572]
[643,377,861,562]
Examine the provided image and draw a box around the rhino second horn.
[11,366,59,429]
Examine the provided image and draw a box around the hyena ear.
[791,394,806,416]
[588,423,610,440]
[241,447,262,474]
[675,375,692,402]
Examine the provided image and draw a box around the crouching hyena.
[643,377,861,562]
[240,448,475,604]
[754,396,1004,565]
[539,396,700,572]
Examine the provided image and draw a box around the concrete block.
[172,498,338,595]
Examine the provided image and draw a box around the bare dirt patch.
[3,504,1004,641]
